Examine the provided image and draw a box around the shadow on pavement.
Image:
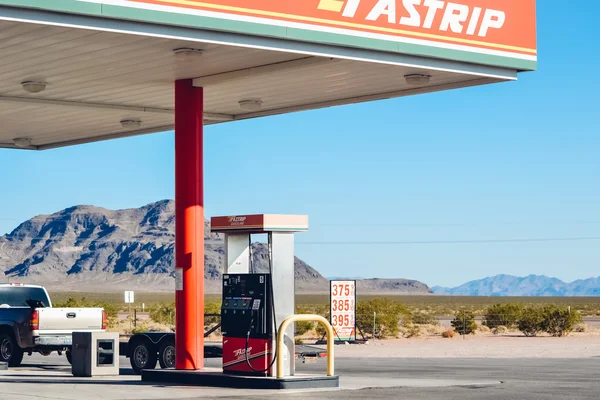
[0,378,147,386]
[8,365,138,375]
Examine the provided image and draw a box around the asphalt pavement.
[1,353,599,399]
[288,357,600,400]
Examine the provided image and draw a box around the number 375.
[332,284,353,296]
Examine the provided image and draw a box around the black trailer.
[119,332,221,373]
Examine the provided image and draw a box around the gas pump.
[221,273,273,375]
[211,214,308,377]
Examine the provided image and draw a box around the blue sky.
[1,3,598,288]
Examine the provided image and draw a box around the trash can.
[72,332,119,377]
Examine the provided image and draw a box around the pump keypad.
[221,274,271,339]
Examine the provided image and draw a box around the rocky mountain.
[0,200,326,293]
[357,279,433,294]
[433,274,600,296]
[0,201,431,294]
[329,277,433,294]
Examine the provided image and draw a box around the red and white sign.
[222,337,272,375]
[123,0,536,59]
[330,280,356,341]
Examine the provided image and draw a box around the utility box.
[72,332,119,377]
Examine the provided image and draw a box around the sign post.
[329,280,356,342]
[124,291,135,332]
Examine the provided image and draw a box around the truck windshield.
[0,287,51,307]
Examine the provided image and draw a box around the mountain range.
[0,200,432,294]
[433,274,600,296]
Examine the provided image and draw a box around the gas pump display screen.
[330,280,356,341]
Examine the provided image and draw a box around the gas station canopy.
[0,0,536,150]
[0,0,537,374]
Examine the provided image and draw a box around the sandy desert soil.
[331,333,600,358]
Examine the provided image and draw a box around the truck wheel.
[66,350,73,365]
[0,332,24,367]
[158,341,175,369]
[130,341,157,374]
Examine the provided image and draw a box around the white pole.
[373,312,376,339]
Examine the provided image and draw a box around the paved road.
[283,357,600,400]
[2,354,600,399]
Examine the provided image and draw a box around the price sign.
[330,280,356,342]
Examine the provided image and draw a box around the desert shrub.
[295,337,304,345]
[131,321,150,335]
[310,304,330,318]
[477,324,491,333]
[315,323,327,338]
[149,302,175,326]
[540,306,583,337]
[412,312,439,326]
[574,324,587,333]
[518,307,545,337]
[204,301,221,326]
[295,321,314,335]
[403,324,421,338]
[356,299,411,338]
[483,303,523,329]
[442,329,455,338]
[310,305,330,337]
[295,306,315,335]
[149,301,223,331]
[451,310,477,335]
[54,297,84,308]
[492,326,508,335]
[424,324,446,336]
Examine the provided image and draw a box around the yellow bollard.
[276,314,335,379]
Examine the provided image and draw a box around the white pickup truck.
[0,283,106,366]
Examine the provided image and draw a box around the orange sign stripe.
[130,0,536,56]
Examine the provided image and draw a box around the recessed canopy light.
[239,100,263,111]
[173,48,204,61]
[21,81,47,93]
[13,138,32,148]
[120,119,142,129]
[404,74,432,86]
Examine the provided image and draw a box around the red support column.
[174,79,204,370]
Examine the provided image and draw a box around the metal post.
[373,312,376,339]
[174,79,205,370]
[277,315,334,378]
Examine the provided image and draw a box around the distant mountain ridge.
[0,201,432,294]
[433,274,600,296]
[328,277,432,294]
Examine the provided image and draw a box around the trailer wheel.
[158,341,175,369]
[66,350,72,365]
[0,332,24,367]
[130,340,157,374]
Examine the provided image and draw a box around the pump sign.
[330,280,356,341]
